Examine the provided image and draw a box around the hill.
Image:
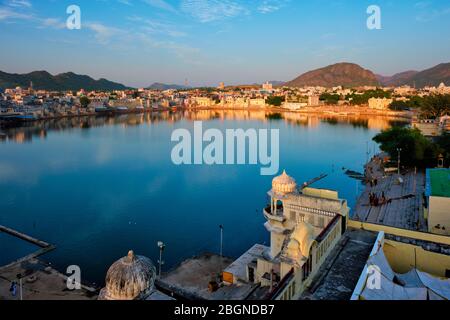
[0,70,129,91]
[377,63,450,88]
[146,83,189,90]
[285,63,379,88]
[404,63,450,88]
[376,71,419,87]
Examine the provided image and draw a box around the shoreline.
[188,105,413,119]
[0,105,413,127]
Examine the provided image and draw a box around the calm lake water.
[0,110,406,285]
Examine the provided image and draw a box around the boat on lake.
[0,112,38,122]
[95,106,108,113]
[115,106,129,114]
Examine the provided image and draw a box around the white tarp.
[361,273,428,300]
[396,269,424,288]
[367,248,395,280]
[417,270,450,300]
[360,245,450,300]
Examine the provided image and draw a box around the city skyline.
[0,0,450,87]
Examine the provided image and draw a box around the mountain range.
[285,62,450,88]
[1,62,449,91]
[0,71,128,91]
[146,83,189,90]
[376,63,450,88]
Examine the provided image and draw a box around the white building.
[308,96,320,106]
[223,171,349,300]
[262,82,273,91]
[368,98,393,110]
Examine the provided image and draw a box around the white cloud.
[180,0,247,23]
[414,1,431,9]
[85,22,124,44]
[0,7,32,20]
[142,0,176,12]
[416,7,450,22]
[6,0,32,8]
[40,17,66,29]
[128,15,187,37]
[136,31,202,64]
[257,0,289,14]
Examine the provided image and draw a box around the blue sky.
[0,0,449,87]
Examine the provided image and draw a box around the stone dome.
[272,170,297,195]
[98,250,156,300]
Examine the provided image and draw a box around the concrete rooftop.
[157,253,264,300]
[301,228,377,300]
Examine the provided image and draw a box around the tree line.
[373,126,450,168]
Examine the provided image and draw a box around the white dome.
[98,250,156,300]
[272,170,297,195]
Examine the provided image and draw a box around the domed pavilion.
[98,250,156,300]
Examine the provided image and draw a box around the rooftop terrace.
[301,228,377,300]
[157,253,265,300]
[354,156,427,232]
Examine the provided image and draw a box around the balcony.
[264,205,285,222]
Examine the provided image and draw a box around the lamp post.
[397,148,402,175]
[366,141,370,165]
[219,225,224,259]
[157,241,165,278]
[16,273,23,301]
[219,225,224,279]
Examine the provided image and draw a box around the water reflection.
[0,109,404,283]
[0,110,409,144]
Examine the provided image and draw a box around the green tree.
[266,96,285,107]
[373,127,440,168]
[420,94,450,119]
[346,89,392,105]
[319,93,340,105]
[435,133,450,164]
[79,96,91,108]
[389,100,410,111]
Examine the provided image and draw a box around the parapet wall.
[348,219,450,246]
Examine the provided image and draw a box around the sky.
[0,0,449,87]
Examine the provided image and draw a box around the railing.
[264,268,295,300]
[316,214,341,243]
[264,206,285,221]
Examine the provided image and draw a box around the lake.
[0,110,407,285]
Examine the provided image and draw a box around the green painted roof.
[427,169,450,198]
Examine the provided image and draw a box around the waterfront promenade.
[353,156,427,232]
[0,258,97,300]
[0,226,97,300]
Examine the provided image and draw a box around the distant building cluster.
[1,81,449,123]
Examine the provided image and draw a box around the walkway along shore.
[352,154,427,232]
[0,225,98,300]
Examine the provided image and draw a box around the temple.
[222,170,349,300]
